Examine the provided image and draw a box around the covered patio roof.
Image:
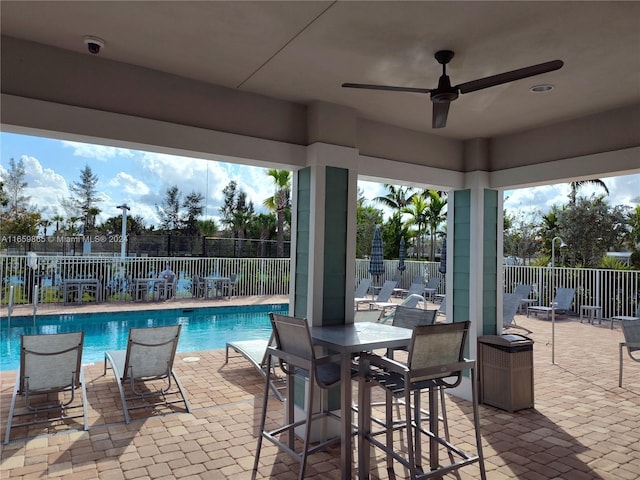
[1,1,638,187]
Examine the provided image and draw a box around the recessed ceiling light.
[530,84,554,93]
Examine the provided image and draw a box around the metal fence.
[1,255,638,319]
[1,235,291,258]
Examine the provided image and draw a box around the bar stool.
[252,313,343,480]
[358,321,486,480]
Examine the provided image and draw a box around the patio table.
[204,276,230,299]
[309,322,413,480]
[132,278,166,301]
[61,278,101,304]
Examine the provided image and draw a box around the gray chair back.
[392,306,437,329]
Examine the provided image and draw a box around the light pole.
[551,236,567,364]
[116,204,130,259]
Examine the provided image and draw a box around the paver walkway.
[1,297,638,479]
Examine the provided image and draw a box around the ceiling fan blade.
[342,83,432,94]
[456,60,564,94]
[432,101,450,129]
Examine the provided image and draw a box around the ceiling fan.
[342,50,563,129]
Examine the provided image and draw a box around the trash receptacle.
[478,334,534,412]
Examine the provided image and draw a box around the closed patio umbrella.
[369,225,385,287]
[398,236,406,274]
[439,235,447,274]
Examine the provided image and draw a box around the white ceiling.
[1,1,639,140]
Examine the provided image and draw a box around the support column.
[289,142,358,326]
[448,172,501,399]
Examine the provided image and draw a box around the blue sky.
[0,131,638,230]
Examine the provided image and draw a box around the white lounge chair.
[104,325,191,423]
[225,333,285,401]
[5,331,88,444]
[527,288,575,321]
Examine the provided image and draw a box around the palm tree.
[401,194,429,260]
[52,214,64,234]
[569,179,609,204]
[39,218,52,237]
[424,190,447,261]
[263,169,291,257]
[374,184,417,215]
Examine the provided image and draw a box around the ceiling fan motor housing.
[430,75,459,103]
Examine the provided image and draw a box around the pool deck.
[1,296,639,479]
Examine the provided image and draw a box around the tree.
[52,214,64,234]
[401,194,429,260]
[197,219,218,236]
[381,212,409,259]
[503,211,540,264]
[98,215,146,235]
[69,165,100,233]
[374,184,416,215]
[182,191,205,235]
[219,181,255,239]
[157,185,183,231]
[2,157,31,218]
[263,169,291,257]
[423,190,447,261]
[39,218,52,237]
[558,195,626,267]
[568,179,609,205]
[356,189,384,258]
[0,181,8,208]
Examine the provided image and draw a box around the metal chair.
[358,321,486,479]
[4,331,88,444]
[619,319,640,387]
[252,313,344,480]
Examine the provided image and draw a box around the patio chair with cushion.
[618,319,640,387]
[104,325,191,423]
[4,331,88,444]
[357,321,486,479]
[252,313,344,480]
[503,293,532,333]
[225,333,285,401]
[527,287,575,321]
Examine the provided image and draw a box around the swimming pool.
[0,303,289,371]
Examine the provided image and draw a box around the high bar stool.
[252,313,343,480]
[357,321,486,480]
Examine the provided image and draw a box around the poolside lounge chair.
[619,319,640,387]
[378,294,426,324]
[394,276,425,298]
[527,287,575,321]
[5,331,88,444]
[423,277,441,301]
[354,278,373,304]
[610,305,640,330]
[366,280,401,311]
[225,333,285,401]
[513,284,534,313]
[503,293,532,333]
[104,325,191,423]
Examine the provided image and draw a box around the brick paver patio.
[1,296,638,479]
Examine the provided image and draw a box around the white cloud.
[62,141,134,161]
[108,172,151,196]
[19,155,70,215]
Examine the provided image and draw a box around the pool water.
[0,303,288,371]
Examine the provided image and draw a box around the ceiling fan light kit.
[343,50,563,129]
